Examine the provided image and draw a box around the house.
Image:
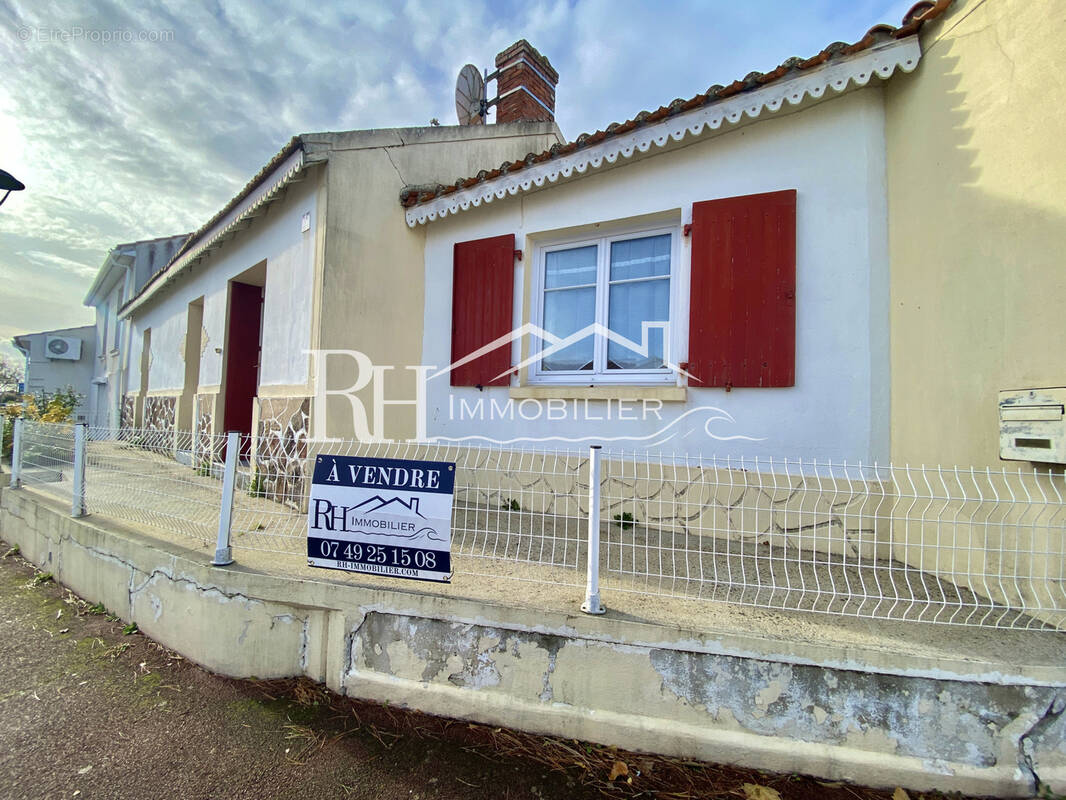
[13,7,1061,792]
[11,324,96,421]
[402,6,952,463]
[83,234,190,427]
[113,44,564,500]
[113,0,1064,475]
[397,0,1064,474]
[395,0,1066,622]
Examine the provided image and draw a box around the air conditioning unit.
[45,336,82,360]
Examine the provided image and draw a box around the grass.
[248,472,264,498]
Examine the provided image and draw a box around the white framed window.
[530,225,682,384]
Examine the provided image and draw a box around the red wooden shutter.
[451,234,516,387]
[687,190,796,388]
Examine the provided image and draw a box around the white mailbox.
[999,387,1066,464]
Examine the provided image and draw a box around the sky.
[0,0,916,365]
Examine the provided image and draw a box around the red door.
[222,281,263,439]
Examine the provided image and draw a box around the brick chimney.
[493,40,558,124]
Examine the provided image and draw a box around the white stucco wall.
[127,173,319,395]
[420,89,890,461]
[86,279,125,425]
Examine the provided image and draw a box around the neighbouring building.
[83,234,190,427]
[884,0,1066,470]
[12,325,97,421]
[111,41,564,503]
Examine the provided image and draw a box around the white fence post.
[190,396,199,466]
[71,423,87,517]
[212,431,239,566]
[582,444,606,615]
[10,418,23,489]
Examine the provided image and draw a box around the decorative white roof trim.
[122,148,305,317]
[406,36,921,227]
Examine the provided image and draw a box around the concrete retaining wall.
[1,486,1063,797]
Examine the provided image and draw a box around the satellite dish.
[455,64,485,125]
[0,169,24,192]
[0,168,23,209]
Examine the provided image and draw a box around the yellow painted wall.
[314,124,563,440]
[885,0,1066,468]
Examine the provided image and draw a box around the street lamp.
[0,169,25,208]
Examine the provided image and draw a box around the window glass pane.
[610,234,671,282]
[607,278,670,369]
[542,286,595,370]
[545,245,597,289]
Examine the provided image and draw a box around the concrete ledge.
[509,385,687,402]
[1,485,1063,797]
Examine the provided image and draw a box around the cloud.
[20,250,99,278]
[0,0,916,344]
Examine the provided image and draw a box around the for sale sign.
[307,454,455,582]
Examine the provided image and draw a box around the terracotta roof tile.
[402,0,950,210]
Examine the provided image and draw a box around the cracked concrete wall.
[343,610,1066,797]
[2,486,1063,797]
[128,570,309,679]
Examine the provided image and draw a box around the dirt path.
[0,540,973,800]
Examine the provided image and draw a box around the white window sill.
[510,385,686,402]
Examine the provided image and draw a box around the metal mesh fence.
[232,436,587,589]
[18,421,75,505]
[597,453,1066,629]
[82,427,223,545]
[6,420,1066,630]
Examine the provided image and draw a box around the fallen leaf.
[742,784,782,800]
[893,789,910,800]
[77,766,92,775]
[608,761,629,781]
